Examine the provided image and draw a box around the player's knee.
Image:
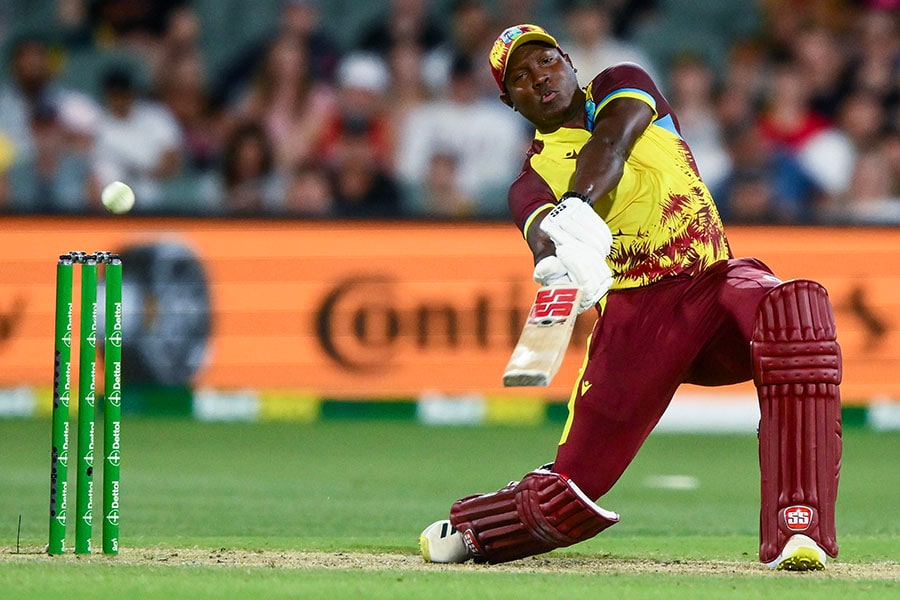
[751,279,841,387]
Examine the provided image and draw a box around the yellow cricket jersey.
[509,63,731,290]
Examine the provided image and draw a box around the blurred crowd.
[0,0,897,223]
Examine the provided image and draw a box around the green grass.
[0,418,897,598]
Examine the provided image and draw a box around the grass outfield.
[0,418,897,598]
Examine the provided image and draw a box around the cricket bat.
[503,284,583,387]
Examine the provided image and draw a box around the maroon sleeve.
[507,141,556,234]
[589,63,680,134]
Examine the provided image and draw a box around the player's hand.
[539,196,613,257]
[533,255,572,286]
[555,242,613,313]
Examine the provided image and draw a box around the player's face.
[502,43,581,132]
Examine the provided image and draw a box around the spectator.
[718,168,780,225]
[2,102,94,213]
[229,33,337,172]
[758,0,814,62]
[755,60,855,220]
[357,0,446,58]
[0,134,12,207]
[205,121,284,215]
[494,0,539,29]
[82,0,187,54]
[146,5,205,93]
[0,35,101,170]
[825,144,900,224]
[329,121,402,218]
[846,7,898,114]
[630,0,762,76]
[790,25,850,120]
[836,89,889,151]
[212,0,341,107]
[557,0,662,88]
[404,151,477,217]
[282,161,335,216]
[0,0,887,227]
[667,53,731,195]
[316,53,394,171]
[157,51,221,171]
[424,0,499,97]
[91,66,182,210]
[716,40,768,134]
[395,55,528,217]
[717,122,787,224]
[883,129,900,194]
[385,40,431,126]
[606,0,660,39]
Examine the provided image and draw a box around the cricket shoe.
[767,534,827,571]
[419,520,471,563]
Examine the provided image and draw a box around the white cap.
[797,128,856,195]
[58,93,101,136]
[337,53,389,93]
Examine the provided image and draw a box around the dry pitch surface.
[2,546,898,580]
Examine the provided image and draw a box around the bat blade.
[503,284,583,387]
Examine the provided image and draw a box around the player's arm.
[526,96,654,311]
[525,211,556,264]
[570,97,654,205]
[526,96,653,254]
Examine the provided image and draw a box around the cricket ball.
[101,181,136,214]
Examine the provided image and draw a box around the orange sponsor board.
[0,217,897,403]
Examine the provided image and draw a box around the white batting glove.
[555,242,613,313]
[532,255,572,286]
[539,196,613,257]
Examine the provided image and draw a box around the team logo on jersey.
[783,505,814,531]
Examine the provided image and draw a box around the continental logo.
[315,277,591,372]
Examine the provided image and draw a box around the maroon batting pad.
[449,470,619,564]
[752,280,842,563]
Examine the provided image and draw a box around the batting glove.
[532,255,572,286]
[539,196,613,257]
[555,241,613,313]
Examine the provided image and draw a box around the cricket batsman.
[419,24,842,571]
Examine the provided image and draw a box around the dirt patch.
[2,546,897,580]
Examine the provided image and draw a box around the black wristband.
[561,191,592,204]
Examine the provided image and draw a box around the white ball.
[419,519,470,563]
[101,181,135,214]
